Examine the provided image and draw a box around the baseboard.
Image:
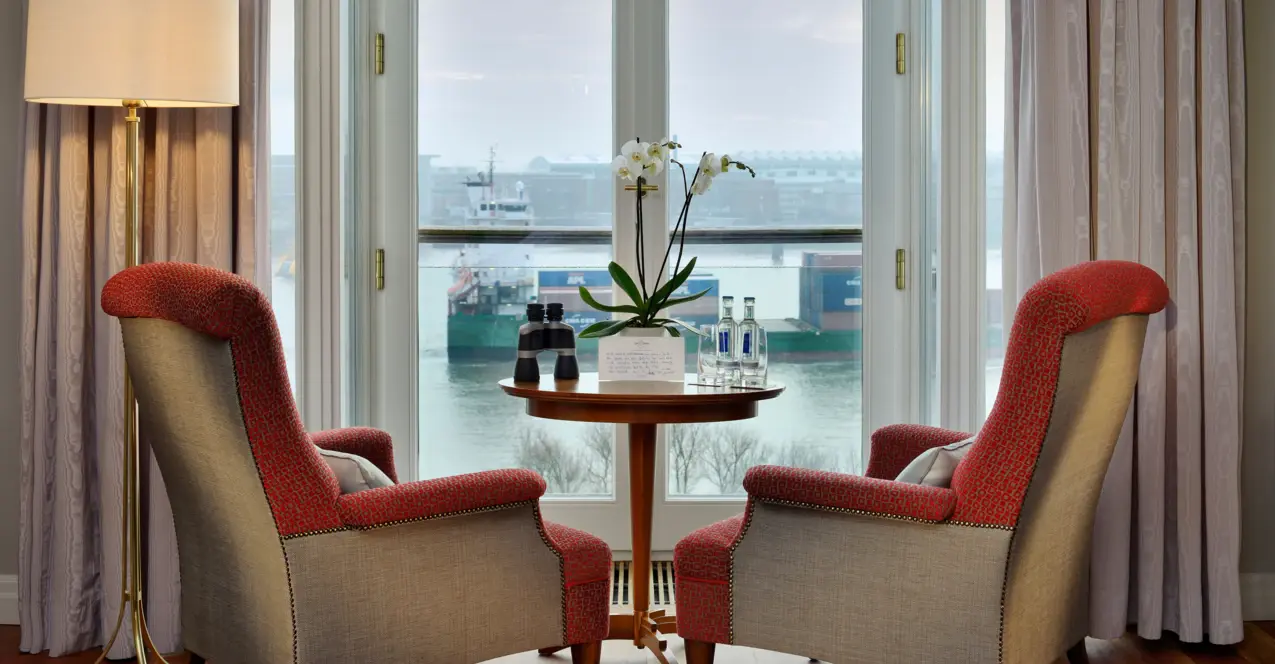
[0,574,16,625]
[1242,573,1275,621]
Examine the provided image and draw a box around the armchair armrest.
[865,424,973,480]
[337,469,547,528]
[743,465,956,522]
[311,427,398,483]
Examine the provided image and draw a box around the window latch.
[896,249,906,290]
[375,248,385,290]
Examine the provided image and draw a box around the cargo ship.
[446,255,864,363]
[441,147,863,362]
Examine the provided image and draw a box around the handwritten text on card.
[598,336,685,382]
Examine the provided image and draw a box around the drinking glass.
[696,325,724,386]
[741,327,768,387]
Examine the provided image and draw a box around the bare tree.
[704,427,771,495]
[582,423,614,493]
[669,424,707,494]
[775,442,841,472]
[513,427,588,494]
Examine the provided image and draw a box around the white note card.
[598,336,685,382]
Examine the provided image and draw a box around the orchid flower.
[611,155,638,182]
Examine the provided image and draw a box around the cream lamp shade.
[24,0,239,107]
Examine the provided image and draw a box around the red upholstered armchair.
[102,262,611,664]
[674,260,1170,664]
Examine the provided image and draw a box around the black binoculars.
[514,303,579,382]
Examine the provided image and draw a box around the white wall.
[0,0,26,578]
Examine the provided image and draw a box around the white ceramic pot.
[617,326,667,338]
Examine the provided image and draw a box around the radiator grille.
[611,561,677,607]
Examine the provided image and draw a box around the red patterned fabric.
[311,427,398,483]
[674,514,746,644]
[742,465,957,522]
[865,424,974,480]
[672,261,1170,646]
[544,522,613,644]
[338,469,547,528]
[102,262,343,536]
[950,260,1168,526]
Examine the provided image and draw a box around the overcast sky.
[270,1,1007,165]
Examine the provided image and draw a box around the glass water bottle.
[716,296,740,384]
[738,297,766,386]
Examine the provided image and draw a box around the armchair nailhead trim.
[755,497,951,525]
[726,501,758,645]
[947,520,1015,531]
[530,504,570,647]
[280,499,537,539]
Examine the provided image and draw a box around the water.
[268,243,1006,498]
[418,242,866,495]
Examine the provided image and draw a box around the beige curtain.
[17,1,268,656]
[1007,0,1245,645]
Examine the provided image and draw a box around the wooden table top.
[499,373,783,424]
[498,373,784,406]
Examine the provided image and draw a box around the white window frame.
[311,0,941,551]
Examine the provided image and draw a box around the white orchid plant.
[578,138,755,339]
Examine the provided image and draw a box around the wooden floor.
[4,624,1275,663]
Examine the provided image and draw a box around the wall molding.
[0,574,16,625]
[1242,573,1275,621]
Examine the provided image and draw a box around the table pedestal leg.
[627,423,677,663]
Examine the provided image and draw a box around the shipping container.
[799,252,863,331]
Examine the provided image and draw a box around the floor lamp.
[23,1,239,661]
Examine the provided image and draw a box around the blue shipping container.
[537,270,614,288]
[822,270,863,312]
[540,270,719,297]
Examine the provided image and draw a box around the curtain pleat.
[1009,0,1245,645]
[18,1,269,656]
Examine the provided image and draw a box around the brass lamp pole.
[23,2,240,662]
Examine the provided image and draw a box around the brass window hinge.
[375,248,385,290]
[375,33,385,75]
[896,249,906,290]
[896,33,906,75]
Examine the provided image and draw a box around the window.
[666,0,866,495]
[268,0,297,389]
[415,0,615,495]
[324,0,925,547]
[985,0,1007,414]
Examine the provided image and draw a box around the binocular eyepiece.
[514,302,579,382]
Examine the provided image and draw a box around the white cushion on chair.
[317,448,395,494]
[893,438,977,488]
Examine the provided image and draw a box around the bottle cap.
[723,296,734,302]
[744,296,755,303]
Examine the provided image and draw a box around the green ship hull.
[446,314,862,362]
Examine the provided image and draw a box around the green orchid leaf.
[577,320,617,337]
[666,326,681,338]
[608,262,646,313]
[646,257,698,316]
[578,286,641,314]
[651,317,708,337]
[578,317,635,339]
[655,287,711,311]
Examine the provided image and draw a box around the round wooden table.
[499,373,784,663]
